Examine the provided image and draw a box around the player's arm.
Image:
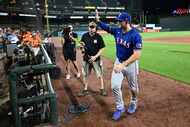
[114,50,141,73]
[95,9,117,35]
[122,50,141,66]
[97,22,117,35]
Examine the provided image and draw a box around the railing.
[8,44,58,127]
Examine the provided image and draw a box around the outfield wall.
[160,15,190,31]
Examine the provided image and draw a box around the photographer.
[62,25,80,80]
[78,22,107,96]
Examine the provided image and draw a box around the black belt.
[118,58,127,63]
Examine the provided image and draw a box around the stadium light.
[115,7,125,10]
[97,7,107,10]
[70,16,84,19]
[106,16,116,19]
[19,14,36,17]
[88,16,95,19]
[107,7,125,10]
[44,15,57,18]
[84,6,96,9]
[0,12,8,16]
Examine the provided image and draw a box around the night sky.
[140,0,190,15]
[143,0,190,10]
[1,0,190,14]
[118,0,190,10]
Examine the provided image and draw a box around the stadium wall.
[160,15,190,31]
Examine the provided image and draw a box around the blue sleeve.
[97,22,117,35]
[133,33,142,50]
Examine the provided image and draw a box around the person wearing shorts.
[62,25,80,79]
[78,22,107,96]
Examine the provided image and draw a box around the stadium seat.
[54,0,121,7]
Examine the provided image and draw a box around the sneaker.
[127,101,137,114]
[76,73,80,78]
[100,89,107,96]
[78,89,89,97]
[112,108,126,121]
[66,74,71,80]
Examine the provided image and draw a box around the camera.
[63,26,71,36]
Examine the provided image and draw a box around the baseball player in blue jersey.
[95,10,142,121]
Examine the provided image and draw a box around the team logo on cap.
[94,39,97,44]
[136,43,142,49]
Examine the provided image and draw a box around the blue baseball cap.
[116,12,131,22]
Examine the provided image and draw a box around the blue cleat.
[127,101,137,114]
[112,108,126,121]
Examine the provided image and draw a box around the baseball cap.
[89,22,97,27]
[116,12,131,22]
[68,25,73,30]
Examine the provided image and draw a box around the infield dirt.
[51,38,190,127]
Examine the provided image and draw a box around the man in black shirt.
[78,22,107,96]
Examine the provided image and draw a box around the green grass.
[142,31,190,39]
[102,32,190,84]
[140,42,190,84]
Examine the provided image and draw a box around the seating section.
[54,0,122,7]
[9,0,122,10]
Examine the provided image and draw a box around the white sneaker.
[66,74,71,80]
[76,73,80,78]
